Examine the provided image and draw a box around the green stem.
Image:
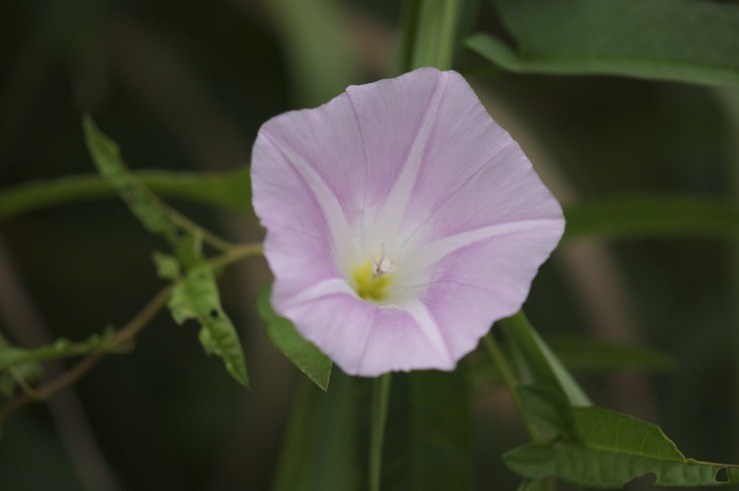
[483,333,538,441]
[0,242,264,424]
[369,373,392,491]
[207,242,264,270]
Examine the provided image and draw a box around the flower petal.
[252,68,565,377]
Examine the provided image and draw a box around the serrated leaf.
[381,369,473,491]
[169,261,249,387]
[256,286,331,391]
[83,116,182,243]
[0,328,116,372]
[504,405,739,488]
[468,0,739,89]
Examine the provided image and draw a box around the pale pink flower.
[251,68,564,376]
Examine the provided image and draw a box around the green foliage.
[563,196,739,244]
[552,339,675,374]
[256,286,332,391]
[269,0,359,106]
[168,255,249,387]
[0,329,121,398]
[381,369,473,491]
[83,116,249,387]
[468,0,739,89]
[0,328,116,373]
[0,167,252,223]
[499,313,590,407]
[505,403,739,487]
[407,0,464,71]
[272,374,359,491]
[500,321,739,488]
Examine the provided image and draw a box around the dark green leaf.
[381,369,473,491]
[268,0,359,106]
[563,196,739,244]
[256,286,332,391]
[272,373,358,491]
[467,0,739,89]
[516,385,570,442]
[408,0,464,71]
[552,339,675,374]
[169,259,249,387]
[500,312,590,407]
[504,405,739,487]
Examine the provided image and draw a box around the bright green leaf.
[83,116,185,243]
[272,373,358,491]
[256,286,331,391]
[505,405,739,487]
[563,196,739,244]
[381,369,473,490]
[169,260,249,387]
[0,167,252,223]
[0,328,116,373]
[467,0,739,89]
[152,251,181,280]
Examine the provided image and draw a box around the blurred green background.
[0,0,737,489]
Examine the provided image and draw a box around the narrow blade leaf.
[272,374,358,491]
[381,369,473,490]
[563,196,739,244]
[500,312,590,407]
[256,286,331,391]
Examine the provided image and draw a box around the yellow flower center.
[352,260,394,302]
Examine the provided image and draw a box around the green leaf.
[500,312,591,407]
[0,328,116,372]
[381,369,473,491]
[272,373,358,491]
[269,0,359,107]
[504,405,739,487]
[152,251,181,280]
[563,195,739,244]
[408,0,464,71]
[0,167,252,223]
[169,259,249,387]
[83,116,185,243]
[516,385,570,442]
[256,286,332,391]
[552,339,675,374]
[467,0,739,89]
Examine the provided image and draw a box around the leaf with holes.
[504,405,739,487]
[169,260,249,387]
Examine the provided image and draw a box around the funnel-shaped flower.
[252,68,564,376]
